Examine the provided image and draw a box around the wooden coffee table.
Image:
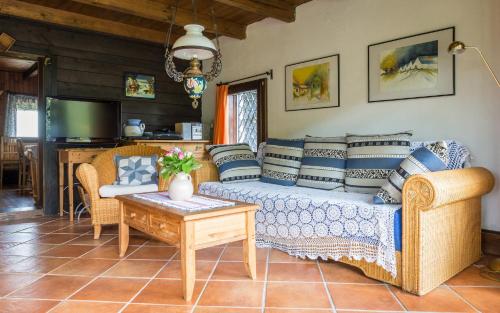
[116,193,258,301]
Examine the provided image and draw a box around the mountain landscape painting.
[379,40,438,91]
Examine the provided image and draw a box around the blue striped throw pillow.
[296,136,347,190]
[206,143,261,183]
[260,138,304,186]
[345,131,412,194]
[374,141,448,204]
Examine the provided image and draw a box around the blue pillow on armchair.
[374,141,448,204]
[115,155,158,186]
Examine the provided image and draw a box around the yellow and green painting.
[379,40,438,91]
[292,62,330,105]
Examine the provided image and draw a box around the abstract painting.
[124,72,156,99]
[368,27,455,102]
[285,54,339,111]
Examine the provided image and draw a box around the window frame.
[227,78,268,149]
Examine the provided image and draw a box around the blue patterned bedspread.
[199,181,400,277]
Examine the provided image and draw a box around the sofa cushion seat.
[198,180,400,277]
[99,183,158,198]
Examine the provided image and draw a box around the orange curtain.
[213,84,229,144]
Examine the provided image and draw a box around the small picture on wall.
[285,54,340,111]
[124,72,156,99]
[368,27,455,102]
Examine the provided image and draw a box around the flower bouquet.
[158,147,202,200]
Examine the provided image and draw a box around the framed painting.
[124,72,156,99]
[368,27,455,102]
[285,54,340,111]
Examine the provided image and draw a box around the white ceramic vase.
[168,172,194,201]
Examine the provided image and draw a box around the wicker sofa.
[76,145,167,239]
[192,158,494,296]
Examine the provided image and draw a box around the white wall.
[202,0,500,231]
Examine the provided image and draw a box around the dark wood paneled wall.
[0,15,201,215]
[0,71,38,95]
[0,93,5,135]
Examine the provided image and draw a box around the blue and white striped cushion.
[296,136,347,190]
[206,143,261,183]
[374,141,448,204]
[345,131,412,194]
[260,138,304,186]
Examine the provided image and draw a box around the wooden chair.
[26,147,39,203]
[0,136,20,189]
[76,145,168,239]
[16,139,29,189]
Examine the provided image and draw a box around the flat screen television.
[46,97,121,140]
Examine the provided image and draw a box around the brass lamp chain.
[204,6,222,82]
[164,0,179,52]
[211,7,221,51]
[164,0,183,82]
[192,0,198,24]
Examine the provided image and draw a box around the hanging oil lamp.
[164,1,222,109]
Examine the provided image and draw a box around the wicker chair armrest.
[75,163,102,205]
[401,167,494,295]
[402,167,494,211]
[158,176,170,191]
[193,160,219,185]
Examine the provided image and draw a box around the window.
[16,110,38,137]
[5,93,38,138]
[227,79,267,152]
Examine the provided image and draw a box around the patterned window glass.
[234,90,258,151]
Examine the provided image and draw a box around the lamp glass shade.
[183,75,207,99]
[448,41,466,54]
[172,24,217,60]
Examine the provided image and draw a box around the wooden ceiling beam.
[254,0,294,11]
[0,0,173,44]
[71,0,246,40]
[23,61,38,79]
[214,0,295,22]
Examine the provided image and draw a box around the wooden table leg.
[181,221,195,301]
[243,210,257,280]
[119,202,129,257]
[68,162,74,222]
[59,161,64,217]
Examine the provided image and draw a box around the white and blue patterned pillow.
[345,131,412,194]
[115,155,158,186]
[411,140,470,169]
[296,136,347,191]
[206,143,261,183]
[374,141,449,204]
[260,138,304,186]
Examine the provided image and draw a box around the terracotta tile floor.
[0,217,498,313]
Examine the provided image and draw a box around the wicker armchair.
[76,145,167,239]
